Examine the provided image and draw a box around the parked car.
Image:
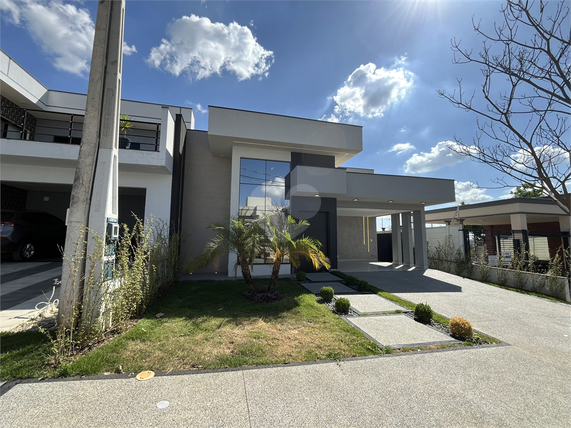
[1,210,66,261]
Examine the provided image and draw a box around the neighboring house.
[1,50,456,275]
[0,50,193,234]
[425,198,570,264]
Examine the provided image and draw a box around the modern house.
[0,50,193,235]
[1,50,456,276]
[425,198,570,264]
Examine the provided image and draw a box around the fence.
[1,106,161,151]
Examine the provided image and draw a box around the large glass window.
[239,158,290,264]
[239,159,290,219]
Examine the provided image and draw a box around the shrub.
[296,271,307,281]
[320,286,334,302]
[449,317,473,340]
[334,297,351,314]
[414,303,433,324]
[357,280,369,292]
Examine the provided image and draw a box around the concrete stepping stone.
[304,272,344,282]
[300,282,357,294]
[345,294,408,314]
[345,314,461,349]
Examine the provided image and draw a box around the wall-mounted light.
[314,194,319,197]
[353,198,359,202]
[388,200,394,203]
[420,201,426,205]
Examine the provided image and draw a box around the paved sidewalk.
[2,268,570,427]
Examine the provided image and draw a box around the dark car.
[1,210,66,261]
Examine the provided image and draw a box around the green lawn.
[1,278,381,380]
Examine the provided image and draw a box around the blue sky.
[0,0,548,222]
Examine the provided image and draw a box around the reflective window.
[239,158,290,264]
[239,159,289,219]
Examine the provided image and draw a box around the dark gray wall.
[291,196,338,270]
[180,130,232,273]
[170,114,187,235]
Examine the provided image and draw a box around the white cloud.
[326,62,414,121]
[1,1,136,75]
[511,146,569,171]
[455,181,493,204]
[147,14,274,81]
[261,177,286,200]
[0,0,22,23]
[405,141,471,174]
[389,143,415,155]
[123,42,137,56]
[185,101,208,114]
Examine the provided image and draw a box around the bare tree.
[438,0,570,214]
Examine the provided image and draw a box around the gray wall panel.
[180,130,231,273]
[337,216,378,261]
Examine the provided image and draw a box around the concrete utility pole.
[58,0,125,327]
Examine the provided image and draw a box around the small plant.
[449,317,473,340]
[320,286,334,302]
[453,248,466,276]
[357,280,369,292]
[334,297,351,314]
[477,247,490,282]
[414,303,433,324]
[296,271,306,281]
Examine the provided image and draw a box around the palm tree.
[264,212,330,292]
[188,218,265,291]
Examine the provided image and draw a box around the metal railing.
[0,106,161,151]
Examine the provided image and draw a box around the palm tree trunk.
[239,258,255,291]
[269,259,281,292]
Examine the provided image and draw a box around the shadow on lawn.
[146,277,304,324]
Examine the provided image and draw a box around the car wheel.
[13,241,36,261]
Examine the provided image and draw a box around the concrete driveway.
[1,267,570,427]
[0,258,62,331]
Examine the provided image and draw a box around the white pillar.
[413,208,428,270]
[402,212,414,267]
[510,213,528,231]
[391,213,402,265]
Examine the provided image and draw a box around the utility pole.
[58,0,125,327]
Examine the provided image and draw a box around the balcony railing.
[0,107,161,151]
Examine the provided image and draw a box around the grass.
[1,278,381,380]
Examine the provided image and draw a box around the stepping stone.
[346,294,408,314]
[304,272,344,282]
[345,315,461,348]
[300,282,357,294]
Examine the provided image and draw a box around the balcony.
[1,106,161,151]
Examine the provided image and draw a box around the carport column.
[510,213,529,255]
[402,212,414,267]
[413,208,428,270]
[391,213,402,266]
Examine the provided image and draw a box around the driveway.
[0,258,62,331]
[1,267,570,427]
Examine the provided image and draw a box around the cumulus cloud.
[511,145,569,171]
[405,141,473,174]
[324,62,413,122]
[123,41,137,56]
[389,143,415,155]
[1,0,136,75]
[455,181,493,204]
[147,15,274,81]
[261,177,286,200]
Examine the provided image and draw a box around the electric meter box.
[106,217,119,241]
